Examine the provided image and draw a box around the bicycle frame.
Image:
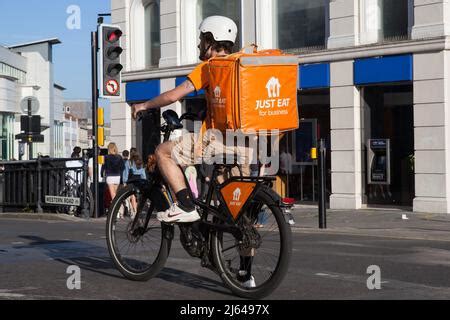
[128,110,281,255]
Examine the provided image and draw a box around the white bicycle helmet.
[199,15,238,44]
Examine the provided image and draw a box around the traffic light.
[99,24,123,99]
[97,107,105,147]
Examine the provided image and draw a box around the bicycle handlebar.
[139,109,201,134]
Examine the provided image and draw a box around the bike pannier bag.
[207,48,299,133]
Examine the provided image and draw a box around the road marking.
[315,273,340,278]
[11,242,24,245]
[0,292,25,298]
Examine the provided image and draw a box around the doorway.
[282,89,331,202]
[362,84,414,207]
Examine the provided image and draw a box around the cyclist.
[131,16,250,223]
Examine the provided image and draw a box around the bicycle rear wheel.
[106,184,171,281]
[211,188,292,299]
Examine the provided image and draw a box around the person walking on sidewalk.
[101,142,125,202]
[123,152,147,183]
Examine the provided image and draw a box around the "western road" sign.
[45,196,81,206]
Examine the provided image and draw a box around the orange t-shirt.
[187,61,209,92]
[187,62,213,130]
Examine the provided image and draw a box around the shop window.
[144,0,161,67]
[360,0,411,44]
[275,0,328,52]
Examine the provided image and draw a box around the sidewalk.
[290,205,450,241]
[2,206,450,242]
[0,212,89,222]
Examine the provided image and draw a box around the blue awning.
[126,79,160,103]
[299,63,330,90]
[175,76,205,97]
[354,54,413,85]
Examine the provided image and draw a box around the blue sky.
[0,0,112,118]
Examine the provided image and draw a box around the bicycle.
[106,110,292,299]
[56,172,94,218]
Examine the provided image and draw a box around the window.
[181,0,241,65]
[197,0,242,51]
[360,0,410,44]
[130,0,161,70]
[382,0,409,41]
[276,0,328,51]
[144,0,161,67]
[0,62,26,84]
[0,113,15,160]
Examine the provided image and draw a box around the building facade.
[111,0,450,214]
[0,39,66,160]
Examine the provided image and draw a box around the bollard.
[81,150,90,219]
[318,139,327,229]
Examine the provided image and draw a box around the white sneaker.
[157,203,200,223]
[242,276,256,288]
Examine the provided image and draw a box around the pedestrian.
[121,152,147,218]
[101,142,125,202]
[71,146,82,158]
[123,148,138,184]
[196,163,213,200]
[123,152,146,183]
[66,146,83,183]
[122,150,130,162]
[121,150,130,185]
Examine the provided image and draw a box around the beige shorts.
[171,132,252,178]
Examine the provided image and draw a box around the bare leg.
[108,184,119,200]
[155,141,187,194]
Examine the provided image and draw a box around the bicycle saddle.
[162,110,183,129]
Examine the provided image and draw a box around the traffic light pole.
[91,30,99,219]
[27,98,33,160]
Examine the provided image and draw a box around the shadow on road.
[156,267,233,297]
[16,235,233,297]
[18,235,124,279]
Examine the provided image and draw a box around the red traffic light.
[107,29,122,43]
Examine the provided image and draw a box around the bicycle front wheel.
[106,184,171,281]
[211,188,292,299]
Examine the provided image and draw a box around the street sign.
[20,96,40,115]
[15,133,44,143]
[20,115,41,133]
[105,79,119,95]
[45,195,81,206]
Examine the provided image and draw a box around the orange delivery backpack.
[206,46,299,134]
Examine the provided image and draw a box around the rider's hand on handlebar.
[131,102,147,120]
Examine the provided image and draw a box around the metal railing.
[0,152,91,216]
